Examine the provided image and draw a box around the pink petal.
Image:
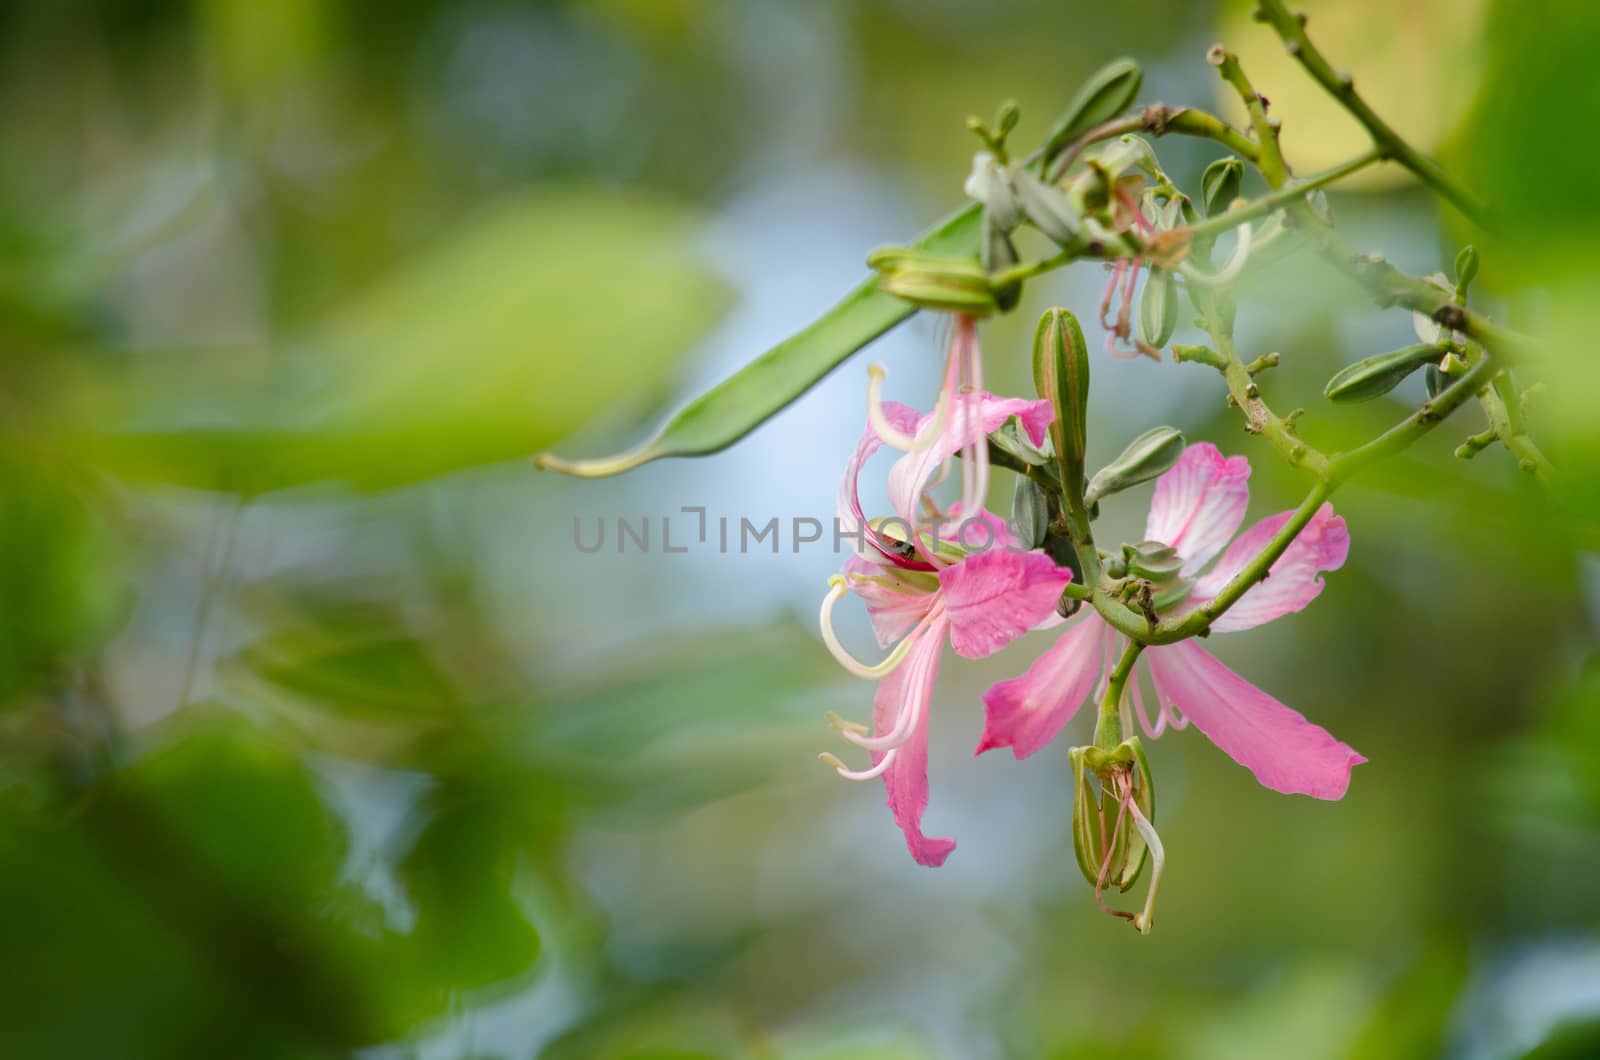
[977,614,1108,759]
[1144,443,1251,574]
[842,554,937,649]
[1189,503,1350,632]
[941,502,1017,550]
[886,392,1054,531]
[938,549,1074,660]
[1145,640,1365,799]
[872,622,956,866]
[837,401,921,549]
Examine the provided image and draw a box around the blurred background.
[2,0,1599,1057]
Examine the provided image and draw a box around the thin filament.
[818,576,921,680]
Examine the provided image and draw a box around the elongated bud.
[1012,169,1082,247]
[1041,58,1143,172]
[1084,426,1185,506]
[1011,476,1049,550]
[1137,267,1178,352]
[1201,157,1244,217]
[1322,343,1444,403]
[868,248,997,316]
[1454,244,1479,292]
[1032,308,1091,504]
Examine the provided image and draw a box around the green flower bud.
[1040,58,1143,170]
[868,248,997,316]
[1137,267,1178,352]
[1084,426,1185,506]
[1454,244,1479,291]
[964,151,1021,231]
[1121,539,1184,582]
[1011,476,1050,550]
[1012,169,1082,247]
[1032,308,1091,503]
[1322,343,1444,403]
[1201,157,1244,217]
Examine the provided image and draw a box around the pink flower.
[821,380,1072,866]
[978,443,1364,800]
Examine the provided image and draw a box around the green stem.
[1042,105,1260,183]
[1192,288,1331,477]
[1253,0,1491,225]
[1095,640,1145,750]
[1478,368,1555,481]
[1185,148,1382,241]
[1211,46,1290,186]
[1327,351,1495,483]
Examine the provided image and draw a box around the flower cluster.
[818,314,1364,928]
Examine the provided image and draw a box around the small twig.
[1252,0,1491,225]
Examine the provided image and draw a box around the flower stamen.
[818,575,920,679]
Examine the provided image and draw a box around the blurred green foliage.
[0,1,1596,1058]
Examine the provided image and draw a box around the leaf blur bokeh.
[1,1,1597,1058]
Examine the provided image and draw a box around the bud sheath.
[1032,308,1091,505]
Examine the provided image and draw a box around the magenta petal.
[872,624,956,866]
[977,614,1108,759]
[1190,503,1350,632]
[1144,443,1251,574]
[842,554,936,649]
[938,549,1074,660]
[1146,640,1365,799]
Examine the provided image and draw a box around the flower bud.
[1201,157,1244,217]
[1039,58,1143,169]
[964,151,1021,231]
[1011,476,1050,550]
[1454,244,1479,291]
[868,248,997,316]
[1137,267,1178,352]
[1032,308,1091,501]
[1012,169,1082,247]
[1121,540,1184,582]
[1322,343,1443,403]
[1084,426,1185,506]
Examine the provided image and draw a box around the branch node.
[1245,352,1281,375]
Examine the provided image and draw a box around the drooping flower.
[978,443,1364,800]
[820,380,1072,866]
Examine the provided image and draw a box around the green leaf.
[536,202,982,478]
[78,189,733,493]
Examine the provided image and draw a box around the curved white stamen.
[867,364,948,452]
[818,575,920,680]
[1127,795,1165,935]
[1178,222,1253,288]
[819,746,899,781]
[837,608,944,752]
